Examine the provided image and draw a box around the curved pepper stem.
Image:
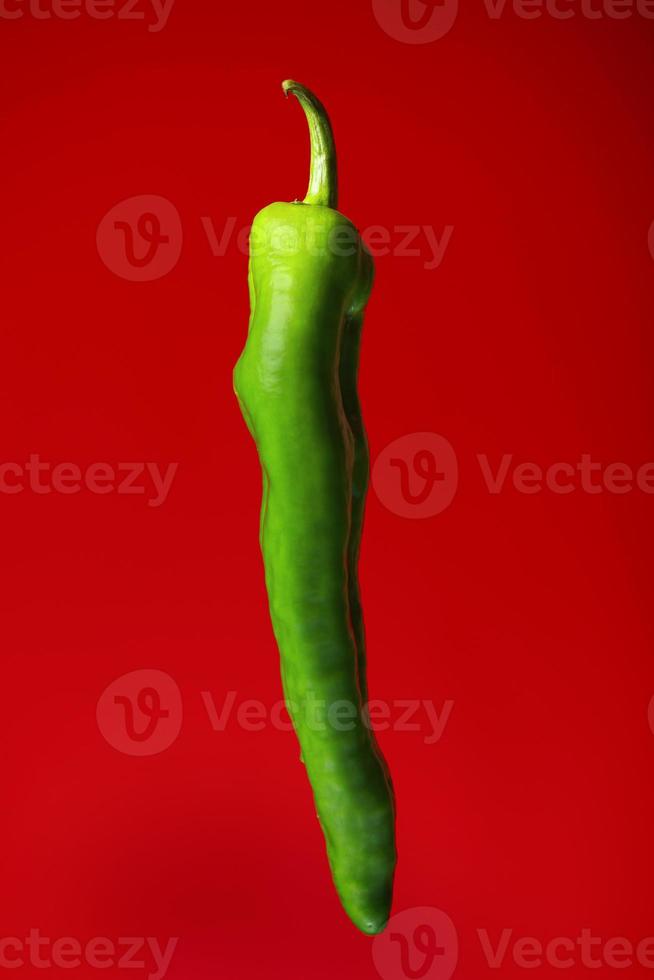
[282,79,338,210]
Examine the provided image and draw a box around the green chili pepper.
[233,80,396,935]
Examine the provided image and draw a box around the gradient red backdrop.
[1,2,654,977]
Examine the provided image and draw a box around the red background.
[1,2,654,977]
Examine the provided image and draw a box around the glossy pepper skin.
[233,80,396,935]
